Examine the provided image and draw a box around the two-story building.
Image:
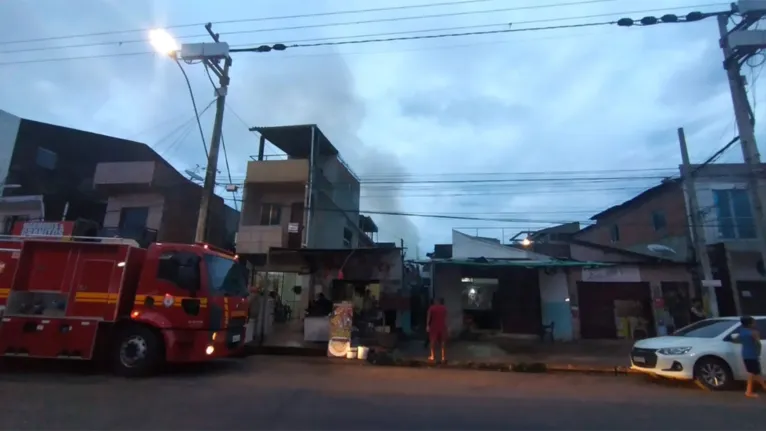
[574,179,690,262]
[93,159,239,249]
[235,124,374,264]
[686,163,766,316]
[572,163,766,316]
[0,109,238,248]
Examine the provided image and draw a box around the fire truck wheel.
[112,325,163,377]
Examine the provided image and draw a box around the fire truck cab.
[0,230,249,377]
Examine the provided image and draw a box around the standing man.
[427,298,448,363]
[738,316,766,398]
[689,298,706,324]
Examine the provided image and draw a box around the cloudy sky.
[0,0,760,256]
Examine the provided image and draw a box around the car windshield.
[673,319,737,338]
[204,254,248,297]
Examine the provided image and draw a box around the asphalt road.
[0,356,765,430]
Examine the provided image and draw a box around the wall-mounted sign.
[287,223,299,233]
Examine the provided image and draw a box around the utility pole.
[195,23,232,243]
[678,127,719,317]
[717,9,766,283]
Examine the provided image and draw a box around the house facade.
[687,163,766,316]
[0,110,179,233]
[236,124,375,264]
[573,179,690,262]
[428,228,693,341]
[93,160,239,249]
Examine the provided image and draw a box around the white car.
[630,316,766,390]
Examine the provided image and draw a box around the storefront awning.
[419,257,612,269]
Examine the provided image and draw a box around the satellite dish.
[647,244,677,255]
[184,170,204,182]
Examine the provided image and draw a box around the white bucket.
[357,346,369,360]
[346,347,357,359]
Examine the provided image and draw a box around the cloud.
[0,0,753,256]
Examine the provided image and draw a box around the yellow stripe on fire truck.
[74,292,119,304]
[0,288,9,298]
[133,295,208,308]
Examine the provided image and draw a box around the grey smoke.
[231,53,420,253]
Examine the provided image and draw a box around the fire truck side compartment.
[0,240,137,359]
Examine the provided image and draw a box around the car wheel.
[694,357,733,391]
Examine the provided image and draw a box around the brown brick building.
[574,179,691,262]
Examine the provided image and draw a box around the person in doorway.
[737,316,766,398]
[315,292,333,316]
[427,298,448,363]
[689,298,706,324]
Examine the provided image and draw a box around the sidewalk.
[247,337,638,375]
[389,338,635,374]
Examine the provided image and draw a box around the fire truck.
[0,221,249,377]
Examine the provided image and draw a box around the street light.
[149,29,179,57]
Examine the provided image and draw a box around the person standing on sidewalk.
[427,298,448,363]
[737,316,766,398]
[689,298,706,324]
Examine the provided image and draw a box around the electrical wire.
[211,199,741,230]
[0,3,728,65]
[219,132,238,211]
[174,59,209,158]
[0,0,618,48]
[201,62,239,211]
[1,3,726,57]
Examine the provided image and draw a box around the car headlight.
[657,347,692,355]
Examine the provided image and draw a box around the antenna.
[185,170,204,182]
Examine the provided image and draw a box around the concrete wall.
[103,193,165,230]
[452,230,551,260]
[539,271,572,341]
[94,161,155,186]
[0,110,20,186]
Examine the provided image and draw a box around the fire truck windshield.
[203,254,248,297]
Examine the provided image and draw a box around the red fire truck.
[0,222,249,377]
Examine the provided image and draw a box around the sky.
[0,0,762,257]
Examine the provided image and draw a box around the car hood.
[633,336,708,349]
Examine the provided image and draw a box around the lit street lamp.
[149,25,231,244]
[148,29,180,57]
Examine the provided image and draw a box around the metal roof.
[249,124,338,158]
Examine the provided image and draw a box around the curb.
[246,345,636,376]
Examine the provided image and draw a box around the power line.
[175,59,209,158]
[0,0,616,48]
[4,3,725,56]
[212,200,739,230]
[0,3,727,65]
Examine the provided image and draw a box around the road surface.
[0,356,764,430]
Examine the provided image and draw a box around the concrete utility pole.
[678,127,719,317]
[717,5,766,278]
[195,23,232,243]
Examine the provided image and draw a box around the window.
[343,227,353,248]
[156,252,201,292]
[119,207,149,237]
[204,254,248,297]
[610,224,620,243]
[673,319,737,338]
[35,147,57,170]
[713,189,756,239]
[258,204,281,226]
[651,210,667,232]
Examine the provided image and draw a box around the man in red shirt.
[427,298,448,362]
